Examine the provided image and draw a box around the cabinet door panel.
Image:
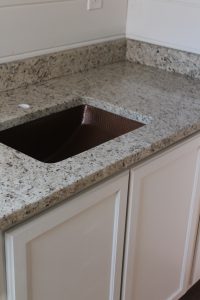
[122,137,200,300]
[191,221,200,285]
[5,171,129,300]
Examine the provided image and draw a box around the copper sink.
[0,105,144,163]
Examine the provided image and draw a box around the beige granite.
[1,36,200,96]
[0,61,200,230]
[0,39,126,92]
[127,39,200,79]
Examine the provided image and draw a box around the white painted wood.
[0,35,125,64]
[5,171,129,300]
[0,233,6,300]
[0,0,127,62]
[0,0,74,8]
[122,135,200,300]
[191,220,200,285]
[126,0,200,54]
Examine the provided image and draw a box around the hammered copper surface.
[0,105,144,163]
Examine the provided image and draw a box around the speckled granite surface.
[0,39,126,93]
[1,37,200,95]
[127,39,200,79]
[1,61,200,230]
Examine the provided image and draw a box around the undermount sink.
[0,105,144,163]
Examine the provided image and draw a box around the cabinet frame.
[122,135,200,300]
[5,171,129,300]
[0,233,6,300]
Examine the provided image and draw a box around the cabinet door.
[122,136,200,300]
[191,221,200,285]
[5,171,129,300]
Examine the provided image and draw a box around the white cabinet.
[5,171,129,300]
[191,221,200,286]
[122,136,200,300]
[4,135,200,300]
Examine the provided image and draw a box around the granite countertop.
[1,61,200,230]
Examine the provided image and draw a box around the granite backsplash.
[127,39,200,79]
[1,37,200,95]
[0,39,126,93]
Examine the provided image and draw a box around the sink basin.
[0,105,144,163]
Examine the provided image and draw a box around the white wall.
[0,0,127,62]
[126,0,200,54]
